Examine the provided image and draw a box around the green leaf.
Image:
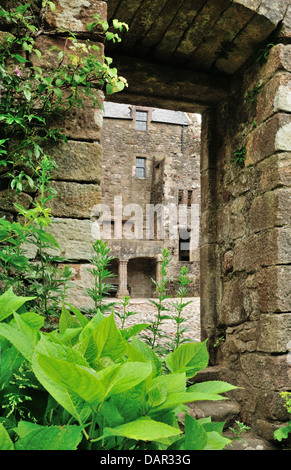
[0,423,14,450]
[65,303,89,328]
[0,288,35,322]
[13,54,28,63]
[91,313,128,361]
[187,380,238,395]
[35,353,107,409]
[102,417,181,442]
[100,361,152,398]
[183,414,207,450]
[14,422,83,450]
[274,423,291,442]
[131,336,162,377]
[13,311,44,348]
[32,337,92,425]
[204,431,232,450]
[165,340,209,378]
[35,229,60,248]
[23,89,32,101]
[0,323,35,362]
[59,304,80,334]
[53,87,63,99]
[120,323,150,340]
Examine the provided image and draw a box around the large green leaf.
[91,313,128,361]
[164,340,209,378]
[32,337,93,425]
[183,414,208,450]
[14,421,83,450]
[187,380,238,395]
[35,353,107,409]
[204,431,232,450]
[65,303,89,328]
[131,336,162,377]
[78,310,105,341]
[99,361,152,398]
[0,423,14,450]
[102,417,181,442]
[13,311,43,348]
[0,323,35,362]
[59,304,80,334]
[0,340,23,390]
[0,288,35,322]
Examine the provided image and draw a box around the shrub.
[0,290,237,450]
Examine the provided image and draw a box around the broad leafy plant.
[0,290,237,450]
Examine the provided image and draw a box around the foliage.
[233,146,246,168]
[256,43,275,65]
[228,420,251,441]
[274,393,291,445]
[167,266,193,350]
[246,84,261,103]
[0,2,128,319]
[0,290,237,450]
[87,240,116,314]
[0,2,128,194]
[141,248,172,355]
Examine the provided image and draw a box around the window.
[179,229,190,261]
[187,190,193,207]
[135,110,148,131]
[136,157,146,178]
[178,189,184,205]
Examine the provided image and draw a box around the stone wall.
[201,42,291,438]
[0,1,107,308]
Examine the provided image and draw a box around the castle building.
[100,102,201,298]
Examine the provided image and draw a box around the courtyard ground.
[105,296,201,343]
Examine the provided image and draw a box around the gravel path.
[105,297,201,343]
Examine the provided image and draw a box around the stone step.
[186,399,241,428]
[188,365,227,384]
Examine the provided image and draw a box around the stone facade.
[100,102,201,298]
[200,43,291,439]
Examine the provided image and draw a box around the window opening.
[136,157,146,178]
[179,229,190,261]
[135,110,148,131]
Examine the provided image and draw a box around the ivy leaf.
[12,54,28,63]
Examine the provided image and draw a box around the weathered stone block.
[278,4,291,39]
[47,181,102,218]
[240,352,291,390]
[249,188,291,233]
[220,277,248,326]
[258,313,291,353]
[257,152,291,192]
[49,95,104,141]
[0,190,32,212]
[257,265,291,313]
[233,229,277,273]
[44,0,107,32]
[48,140,102,183]
[262,44,291,81]
[64,263,95,309]
[46,217,96,260]
[245,113,291,165]
[30,35,104,70]
[256,72,291,124]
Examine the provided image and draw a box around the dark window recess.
[187,190,193,207]
[179,229,190,261]
[136,157,146,178]
[178,189,184,205]
[135,110,148,131]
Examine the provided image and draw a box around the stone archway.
[1,0,289,442]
